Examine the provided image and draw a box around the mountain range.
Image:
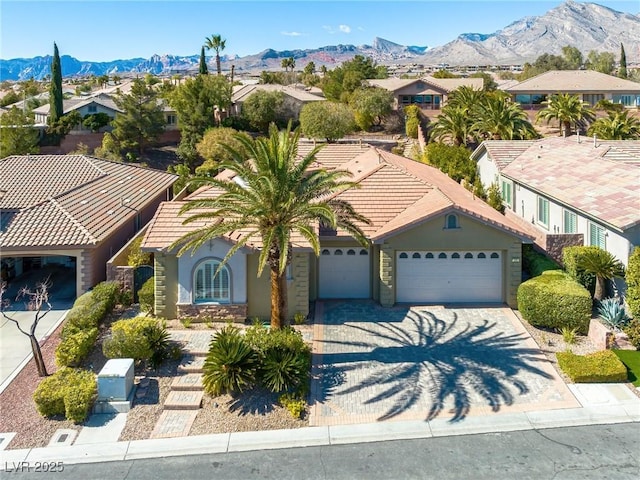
[1,1,638,81]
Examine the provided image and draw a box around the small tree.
[486,183,505,214]
[577,248,625,301]
[619,43,627,79]
[1,280,52,377]
[199,46,208,75]
[241,90,284,133]
[0,107,40,156]
[49,42,63,126]
[299,101,354,142]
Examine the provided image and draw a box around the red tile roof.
[0,155,177,249]
[142,145,533,251]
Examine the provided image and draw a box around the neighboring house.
[33,93,122,131]
[367,77,484,110]
[230,84,325,120]
[0,155,177,297]
[141,144,532,321]
[505,70,640,109]
[472,137,640,266]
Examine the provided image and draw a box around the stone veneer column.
[154,253,167,317]
[77,250,92,297]
[506,241,522,308]
[379,243,394,307]
[292,252,309,317]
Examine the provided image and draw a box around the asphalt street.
[6,423,638,480]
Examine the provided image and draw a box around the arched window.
[412,252,421,259]
[452,253,460,259]
[464,253,473,259]
[347,249,356,255]
[359,249,368,255]
[491,252,500,259]
[321,249,330,255]
[445,214,459,229]
[334,249,343,255]
[399,252,408,259]
[425,253,434,259]
[194,259,230,303]
[438,252,447,259]
[477,253,486,259]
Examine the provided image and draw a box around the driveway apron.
[309,301,578,426]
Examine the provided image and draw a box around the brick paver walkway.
[309,301,579,426]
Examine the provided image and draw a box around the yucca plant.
[598,298,630,331]
[144,323,171,369]
[260,348,310,393]
[202,326,258,395]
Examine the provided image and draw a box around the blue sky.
[1,0,637,61]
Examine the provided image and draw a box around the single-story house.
[0,155,177,297]
[367,77,484,111]
[33,93,123,130]
[472,136,640,266]
[230,84,325,120]
[505,70,640,109]
[141,144,533,321]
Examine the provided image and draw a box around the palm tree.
[447,85,486,110]
[472,93,538,140]
[204,34,226,75]
[172,122,370,329]
[587,110,640,140]
[430,105,475,146]
[577,248,625,301]
[536,93,595,137]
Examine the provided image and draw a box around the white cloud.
[339,24,351,33]
[281,31,303,37]
[323,24,352,35]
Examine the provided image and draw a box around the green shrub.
[90,281,120,311]
[72,290,94,308]
[279,392,306,419]
[562,246,599,295]
[118,288,133,307]
[523,244,561,277]
[202,326,258,395]
[33,368,97,423]
[138,277,154,314]
[245,325,311,393]
[103,317,169,367]
[61,300,109,339]
[623,319,640,350]
[405,117,419,139]
[556,350,628,383]
[517,270,592,334]
[127,236,152,267]
[626,247,640,320]
[55,327,98,367]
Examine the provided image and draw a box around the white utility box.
[97,358,134,402]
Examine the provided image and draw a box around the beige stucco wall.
[246,252,310,321]
[378,213,523,308]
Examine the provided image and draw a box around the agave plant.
[598,298,630,331]
[260,348,310,393]
[202,326,258,395]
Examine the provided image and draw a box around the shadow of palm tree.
[316,309,553,422]
[227,387,279,416]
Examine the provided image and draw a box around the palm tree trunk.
[216,54,221,76]
[269,266,288,329]
[594,276,606,302]
[562,121,571,136]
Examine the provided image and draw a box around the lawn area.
[612,350,640,387]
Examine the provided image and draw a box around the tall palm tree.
[587,110,640,140]
[172,122,370,329]
[472,93,538,140]
[204,34,226,75]
[536,93,595,137]
[430,105,475,146]
[577,248,625,301]
[446,85,486,110]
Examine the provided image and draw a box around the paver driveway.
[308,301,579,426]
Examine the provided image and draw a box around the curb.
[2,404,639,469]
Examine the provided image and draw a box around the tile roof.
[142,145,533,251]
[473,140,538,169]
[33,93,122,116]
[367,77,483,93]
[232,84,325,103]
[0,155,177,249]
[500,137,640,230]
[506,70,640,94]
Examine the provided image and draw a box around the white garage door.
[396,251,503,303]
[319,247,370,298]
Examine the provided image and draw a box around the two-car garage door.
[396,251,503,303]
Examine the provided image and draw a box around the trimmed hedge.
[623,319,640,350]
[523,244,561,277]
[626,247,640,320]
[103,317,171,367]
[138,277,154,314]
[33,368,97,423]
[517,270,592,334]
[562,245,600,295]
[556,350,628,383]
[56,281,120,367]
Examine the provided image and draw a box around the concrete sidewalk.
[1,383,638,469]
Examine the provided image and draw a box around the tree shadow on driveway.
[312,308,553,422]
